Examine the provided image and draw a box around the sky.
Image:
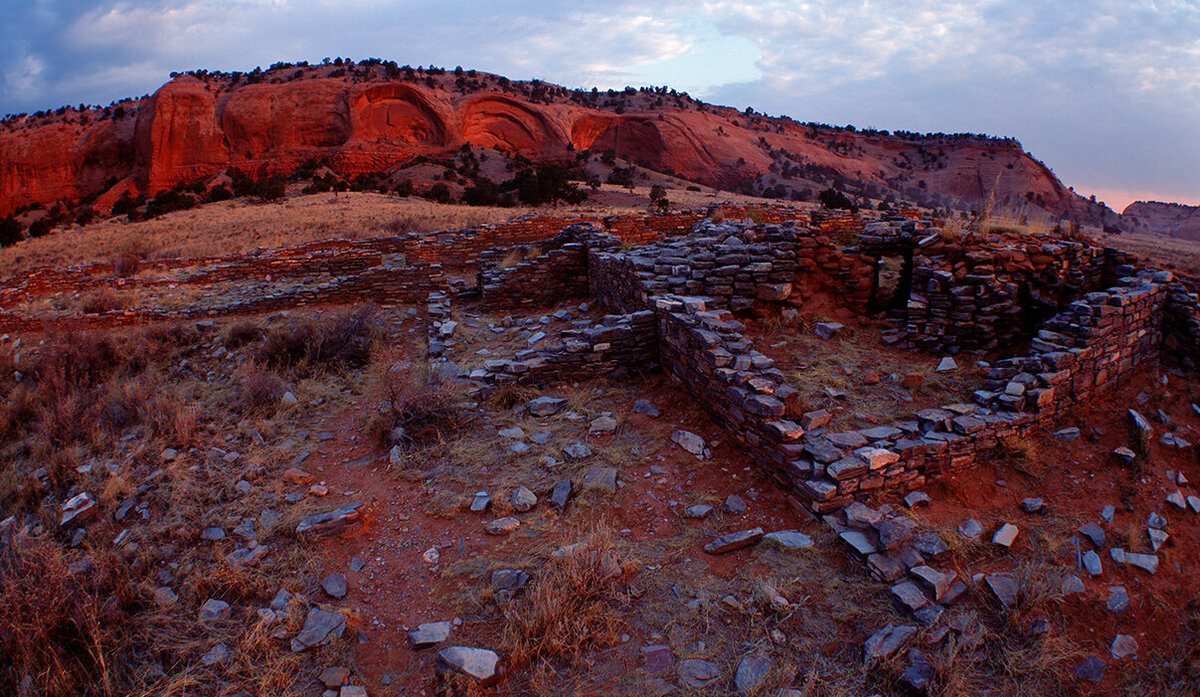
[2,0,1198,211]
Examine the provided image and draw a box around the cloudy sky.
[2,0,1198,211]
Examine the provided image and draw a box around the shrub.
[205,184,232,202]
[235,361,284,413]
[425,182,452,203]
[819,187,855,211]
[0,215,22,247]
[223,320,263,348]
[256,305,381,372]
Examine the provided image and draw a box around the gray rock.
[640,644,672,673]
[1148,527,1169,552]
[904,491,932,508]
[322,573,347,599]
[1107,586,1130,615]
[863,624,917,665]
[60,492,97,527]
[200,643,229,666]
[1079,522,1105,548]
[670,430,708,458]
[296,502,365,537]
[704,527,764,554]
[723,494,746,515]
[470,491,491,513]
[910,566,957,602]
[581,467,618,494]
[958,518,984,540]
[1167,490,1188,510]
[1061,574,1085,595]
[491,569,530,594]
[507,441,530,454]
[890,581,930,613]
[319,666,349,688]
[813,321,843,339]
[936,357,958,371]
[844,501,882,528]
[497,426,525,439]
[1101,505,1115,523]
[1082,550,1103,577]
[684,504,713,519]
[561,442,592,461]
[511,486,537,512]
[1074,655,1107,683]
[409,621,452,649]
[527,397,566,416]
[588,415,618,435]
[436,646,501,685]
[1020,497,1044,513]
[199,598,231,622]
[734,654,771,695]
[550,480,572,510]
[1147,512,1167,529]
[529,430,550,444]
[291,608,346,652]
[200,527,226,541]
[1053,427,1081,439]
[1111,446,1136,465]
[986,573,1019,608]
[761,530,814,551]
[1111,634,1138,659]
[632,399,659,417]
[1125,552,1159,574]
[839,530,878,557]
[1110,547,1126,564]
[876,518,914,551]
[901,648,934,692]
[485,516,520,535]
[992,523,1019,547]
[270,588,292,610]
[676,658,720,688]
[153,587,178,608]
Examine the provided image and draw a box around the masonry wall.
[478,224,621,312]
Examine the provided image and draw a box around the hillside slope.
[1123,200,1200,240]
[1,61,1116,225]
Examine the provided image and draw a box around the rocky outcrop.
[1123,200,1200,240]
[0,66,1116,224]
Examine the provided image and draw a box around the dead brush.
[1120,598,1200,696]
[367,350,470,453]
[0,533,132,697]
[256,304,381,373]
[74,287,131,314]
[499,528,638,671]
[235,361,285,414]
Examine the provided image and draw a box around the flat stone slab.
[436,646,501,685]
[813,322,843,339]
[863,624,917,665]
[704,527,764,554]
[890,581,929,613]
[676,658,720,688]
[1079,522,1105,548]
[485,516,520,535]
[761,530,813,551]
[734,654,772,695]
[839,530,878,557]
[409,621,452,649]
[1107,586,1130,615]
[527,396,566,416]
[291,608,346,652]
[670,430,708,458]
[1111,634,1138,659]
[1125,552,1158,574]
[1074,655,1106,683]
[581,467,618,494]
[296,502,365,537]
[992,523,1019,547]
[986,573,1019,608]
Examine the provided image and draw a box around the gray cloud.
[1,0,1196,207]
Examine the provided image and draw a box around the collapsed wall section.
[478,223,620,311]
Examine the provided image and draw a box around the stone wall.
[478,223,620,312]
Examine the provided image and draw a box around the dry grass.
[256,304,381,373]
[499,528,636,673]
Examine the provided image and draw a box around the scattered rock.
[670,430,708,458]
[676,658,720,688]
[800,409,832,430]
[199,598,231,622]
[958,518,984,540]
[581,467,618,494]
[550,480,572,510]
[935,357,957,372]
[527,397,566,416]
[723,494,746,515]
[1125,552,1159,574]
[1167,490,1188,510]
[632,399,659,417]
[491,569,530,595]
[904,491,932,509]
[1079,523,1105,548]
[1061,574,1085,595]
[321,573,347,599]
[589,415,618,435]
[153,587,178,609]
[435,646,501,685]
[61,492,97,527]
[1107,586,1130,615]
[319,666,350,688]
[409,621,452,649]
[485,516,520,535]
[992,523,1019,547]
[985,573,1019,608]
[291,609,347,652]
[901,372,924,389]
[561,442,592,461]
[201,643,229,666]
[704,527,764,554]
[296,502,365,537]
[684,504,713,519]
[1111,634,1138,660]
[863,624,917,665]
[1020,497,1044,513]
[1082,550,1103,577]
[890,581,929,613]
[901,648,934,693]
[761,530,814,551]
[640,644,672,674]
[200,527,226,541]
[1074,655,1107,683]
[511,486,537,512]
[733,654,772,695]
[813,322,843,339]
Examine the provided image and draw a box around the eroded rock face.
[0,70,1113,225]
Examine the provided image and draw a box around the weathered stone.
[723,494,746,514]
[676,658,720,688]
[470,491,491,513]
[581,467,618,494]
[632,399,659,417]
[201,643,229,666]
[844,501,881,528]
[640,644,672,674]
[1082,550,1103,577]
[589,415,618,435]
[684,504,713,519]
[199,598,231,622]
[890,581,930,613]
[1079,523,1105,548]
[734,654,771,695]
[936,357,957,372]
[863,624,917,665]
[761,530,813,551]
[61,492,98,527]
[1148,527,1169,552]
[910,566,956,602]
[321,573,347,599]
[550,479,572,510]
[1073,655,1106,683]
[491,568,530,593]
[561,442,592,460]
[901,648,934,692]
[986,573,1018,608]
[904,491,932,508]
[704,527,764,554]
[840,530,878,557]
[511,486,537,512]
[992,523,1019,547]
[291,608,346,652]
[813,322,843,339]
[670,430,708,458]
[319,666,350,688]
[875,518,914,551]
[1061,574,1085,595]
[1020,497,1044,513]
[799,409,832,430]
[296,502,365,537]
[1125,552,1158,574]
[527,396,566,416]
[485,516,520,535]
[409,621,452,649]
[1107,586,1129,615]
[436,646,501,685]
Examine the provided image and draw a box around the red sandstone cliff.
[1123,201,1200,240]
[0,65,1117,225]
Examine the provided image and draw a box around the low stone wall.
[589,220,874,315]
[976,273,1169,418]
[464,310,659,388]
[478,223,620,312]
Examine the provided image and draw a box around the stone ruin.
[427,209,1200,514]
